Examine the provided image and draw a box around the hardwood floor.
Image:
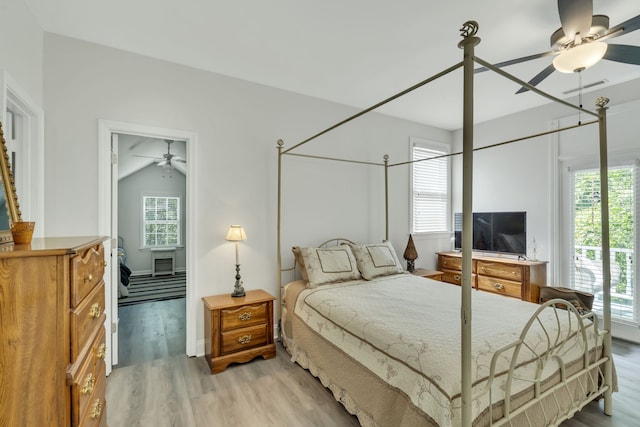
[108,301,639,426]
[116,297,186,367]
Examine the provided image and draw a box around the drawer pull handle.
[453,274,461,281]
[481,267,486,272]
[89,303,102,319]
[493,283,505,291]
[84,273,93,283]
[81,373,96,395]
[102,260,108,267]
[238,334,252,345]
[97,343,106,360]
[90,399,103,420]
[239,312,252,321]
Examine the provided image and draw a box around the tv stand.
[437,252,547,303]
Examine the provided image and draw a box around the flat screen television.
[454,211,526,256]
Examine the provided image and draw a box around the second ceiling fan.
[134,139,186,167]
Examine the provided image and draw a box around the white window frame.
[566,156,639,326]
[141,193,182,248]
[410,137,451,235]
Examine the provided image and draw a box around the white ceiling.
[24,0,640,130]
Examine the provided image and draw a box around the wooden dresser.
[203,289,276,374]
[0,236,108,426]
[437,251,547,303]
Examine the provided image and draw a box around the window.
[142,195,181,247]
[411,139,450,233]
[570,163,638,323]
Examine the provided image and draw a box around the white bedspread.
[293,273,596,426]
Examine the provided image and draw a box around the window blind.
[412,144,449,233]
[143,196,181,247]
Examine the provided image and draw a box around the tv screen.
[454,211,526,256]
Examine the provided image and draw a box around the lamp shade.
[226,225,247,242]
[552,42,608,73]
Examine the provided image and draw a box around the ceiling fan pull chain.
[578,70,583,125]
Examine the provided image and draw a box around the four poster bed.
[276,22,615,427]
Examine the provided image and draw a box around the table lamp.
[226,225,247,297]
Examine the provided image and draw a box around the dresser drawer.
[477,260,523,282]
[441,269,476,286]
[77,374,106,427]
[439,255,462,271]
[221,302,268,331]
[71,244,105,307]
[477,275,522,298]
[71,281,106,359]
[221,324,268,354]
[71,347,106,426]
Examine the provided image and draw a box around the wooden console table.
[437,252,547,303]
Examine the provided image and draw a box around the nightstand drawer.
[221,302,268,331]
[221,324,268,354]
[477,261,523,281]
[477,276,521,298]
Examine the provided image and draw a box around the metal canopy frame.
[276,21,613,427]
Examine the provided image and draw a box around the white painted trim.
[1,70,45,235]
[98,120,198,375]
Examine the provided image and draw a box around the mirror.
[0,120,21,244]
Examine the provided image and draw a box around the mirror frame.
[0,120,22,244]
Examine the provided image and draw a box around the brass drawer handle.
[238,334,252,345]
[102,260,108,267]
[493,283,505,291]
[89,303,102,319]
[481,266,486,272]
[238,312,252,321]
[97,343,106,360]
[90,399,103,420]
[84,273,93,283]
[81,373,96,395]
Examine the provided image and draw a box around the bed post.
[458,21,480,427]
[277,139,284,340]
[384,154,389,241]
[596,97,614,415]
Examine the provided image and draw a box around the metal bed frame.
[276,21,614,427]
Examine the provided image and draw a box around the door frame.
[98,120,198,373]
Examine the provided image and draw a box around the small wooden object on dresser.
[0,236,108,427]
[203,289,276,374]
[411,268,443,281]
[437,251,547,303]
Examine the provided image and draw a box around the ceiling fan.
[488,0,640,94]
[134,139,186,167]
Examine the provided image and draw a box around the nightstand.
[202,289,276,374]
[412,268,443,281]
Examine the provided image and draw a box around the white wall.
[118,164,187,274]
[42,33,449,350]
[0,0,43,104]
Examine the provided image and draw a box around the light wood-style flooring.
[107,300,639,426]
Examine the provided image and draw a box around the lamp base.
[406,259,415,273]
[231,264,246,297]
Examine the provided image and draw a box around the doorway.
[98,120,198,374]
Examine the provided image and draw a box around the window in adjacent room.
[570,162,638,324]
[142,195,181,247]
[410,138,450,234]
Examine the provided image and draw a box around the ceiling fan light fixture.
[552,41,608,73]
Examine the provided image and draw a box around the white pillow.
[347,241,403,280]
[292,245,360,287]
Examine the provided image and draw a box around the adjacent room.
[1,0,639,426]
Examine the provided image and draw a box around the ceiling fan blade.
[173,158,186,164]
[157,160,168,166]
[474,50,555,74]
[604,14,640,40]
[133,154,162,160]
[516,63,557,94]
[557,0,593,40]
[603,44,640,65]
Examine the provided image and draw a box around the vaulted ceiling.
[25,0,640,130]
